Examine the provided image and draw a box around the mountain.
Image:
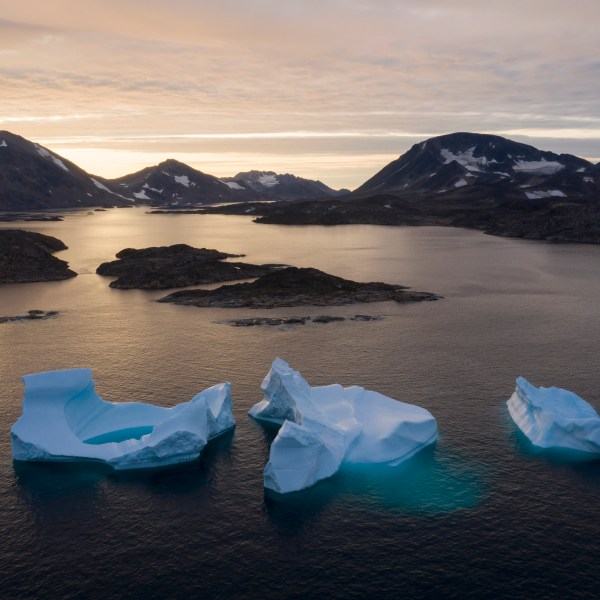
[355,132,596,201]
[0,130,347,209]
[206,133,600,243]
[220,170,348,201]
[108,159,245,205]
[0,130,128,210]
[108,164,347,206]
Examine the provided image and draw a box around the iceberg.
[249,358,438,494]
[507,377,600,453]
[11,368,234,470]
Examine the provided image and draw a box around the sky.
[1,0,599,190]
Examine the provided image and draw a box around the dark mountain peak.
[108,157,236,205]
[356,131,594,198]
[156,158,205,174]
[223,170,345,200]
[233,170,277,179]
[0,130,125,210]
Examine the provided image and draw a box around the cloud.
[1,1,599,187]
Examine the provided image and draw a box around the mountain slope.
[355,132,596,201]
[0,131,127,210]
[107,159,246,205]
[221,170,348,201]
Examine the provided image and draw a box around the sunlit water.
[2,207,600,598]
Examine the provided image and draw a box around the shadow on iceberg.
[507,377,600,460]
[11,368,235,470]
[250,358,439,494]
[509,427,600,464]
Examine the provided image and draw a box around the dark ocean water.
[1,208,600,599]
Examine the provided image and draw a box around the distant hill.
[107,159,243,205]
[220,170,348,201]
[0,131,128,210]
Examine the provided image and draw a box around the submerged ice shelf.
[11,368,234,470]
[507,377,600,454]
[250,358,438,494]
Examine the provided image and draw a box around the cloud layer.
[1,1,599,188]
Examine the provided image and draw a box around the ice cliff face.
[507,377,600,453]
[249,358,438,494]
[11,368,234,470]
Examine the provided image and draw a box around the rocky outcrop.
[0,310,59,323]
[158,266,439,308]
[0,230,77,283]
[96,244,282,289]
[220,314,382,326]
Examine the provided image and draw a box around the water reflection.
[510,426,600,465]
[338,445,485,515]
[13,430,235,521]
[263,444,486,534]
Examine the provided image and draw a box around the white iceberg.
[11,368,235,470]
[249,358,438,494]
[507,377,600,453]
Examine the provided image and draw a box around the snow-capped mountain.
[355,132,597,201]
[221,170,348,200]
[0,131,127,210]
[108,159,244,205]
[231,133,600,243]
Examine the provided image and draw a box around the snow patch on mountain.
[223,181,245,190]
[91,178,111,192]
[454,179,468,188]
[525,190,567,200]
[0,139,7,148]
[133,189,150,200]
[142,183,163,193]
[440,146,488,172]
[513,159,564,175]
[34,144,69,172]
[174,175,190,187]
[258,174,279,187]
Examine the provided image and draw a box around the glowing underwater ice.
[11,368,234,470]
[250,358,438,494]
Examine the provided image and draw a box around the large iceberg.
[249,358,438,494]
[507,377,600,453]
[11,368,235,470]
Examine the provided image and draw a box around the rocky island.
[158,266,439,308]
[0,229,77,283]
[96,243,282,289]
[0,309,59,323]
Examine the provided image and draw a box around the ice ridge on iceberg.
[507,377,600,453]
[11,368,235,470]
[249,358,438,494]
